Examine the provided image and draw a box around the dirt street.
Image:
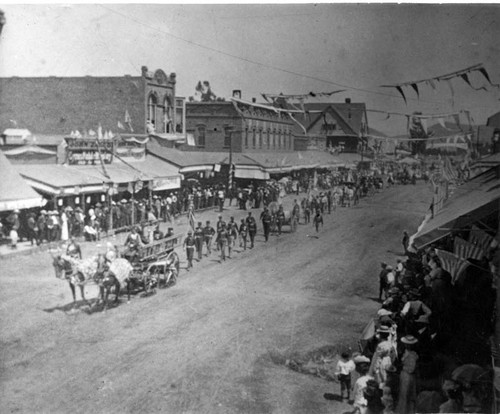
[0,183,431,414]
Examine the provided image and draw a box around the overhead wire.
[97,5,456,106]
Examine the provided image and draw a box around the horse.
[51,253,98,306]
[52,253,134,310]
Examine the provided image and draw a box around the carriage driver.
[66,237,82,259]
[123,226,142,261]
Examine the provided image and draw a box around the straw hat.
[401,335,418,345]
[353,355,370,364]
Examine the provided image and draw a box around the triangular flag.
[88,129,96,137]
[108,130,115,138]
[124,110,131,123]
[437,118,446,129]
[410,83,420,98]
[461,73,473,88]
[103,131,109,140]
[396,86,407,104]
[97,124,103,140]
[478,67,500,88]
[117,121,125,130]
[428,79,437,90]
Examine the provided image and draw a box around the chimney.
[232,90,241,99]
[345,98,351,104]
[252,98,256,103]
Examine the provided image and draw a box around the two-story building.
[0,66,185,139]
[179,95,295,153]
[292,99,368,153]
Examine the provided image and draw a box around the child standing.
[335,351,356,400]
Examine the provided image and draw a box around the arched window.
[252,128,256,148]
[163,96,173,133]
[258,128,262,149]
[147,94,158,130]
[245,127,249,148]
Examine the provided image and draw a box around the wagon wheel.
[165,251,180,287]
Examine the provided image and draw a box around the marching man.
[183,230,195,270]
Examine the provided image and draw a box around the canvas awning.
[412,167,500,249]
[234,166,270,180]
[0,152,45,211]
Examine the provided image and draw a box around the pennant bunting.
[396,86,407,104]
[437,118,446,129]
[410,83,420,97]
[379,63,498,103]
[454,236,486,260]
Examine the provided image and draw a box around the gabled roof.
[299,102,366,136]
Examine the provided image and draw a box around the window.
[147,94,158,130]
[266,129,270,149]
[272,129,276,149]
[252,128,256,148]
[278,130,282,149]
[175,98,185,133]
[223,126,232,148]
[258,129,262,149]
[245,128,249,148]
[163,96,173,133]
[197,125,206,147]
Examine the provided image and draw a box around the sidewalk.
[0,196,301,260]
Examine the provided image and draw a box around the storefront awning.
[234,166,270,180]
[0,152,45,211]
[412,167,500,249]
[179,164,215,174]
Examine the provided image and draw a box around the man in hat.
[246,212,257,248]
[203,220,216,256]
[123,226,141,260]
[312,209,323,233]
[378,262,389,301]
[183,230,195,270]
[227,217,239,258]
[26,212,38,246]
[215,222,229,262]
[153,224,164,241]
[260,206,272,242]
[194,222,204,261]
[239,218,248,251]
[401,290,432,336]
[276,205,286,236]
[216,215,225,232]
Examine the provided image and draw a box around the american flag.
[454,236,485,260]
[469,225,494,252]
[442,156,458,182]
[435,249,470,284]
[188,209,196,233]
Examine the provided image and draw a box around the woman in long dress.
[61,210,69,241]
[396,335,419,414]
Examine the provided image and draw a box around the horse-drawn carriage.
[268,201,298,233]
[121,233,183,295]
[51,232,183,310]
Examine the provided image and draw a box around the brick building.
[0,66,184,137]
[180,98,295,153]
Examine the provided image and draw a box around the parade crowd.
[328,234,499,414]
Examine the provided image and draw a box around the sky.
[0,3,499,136]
